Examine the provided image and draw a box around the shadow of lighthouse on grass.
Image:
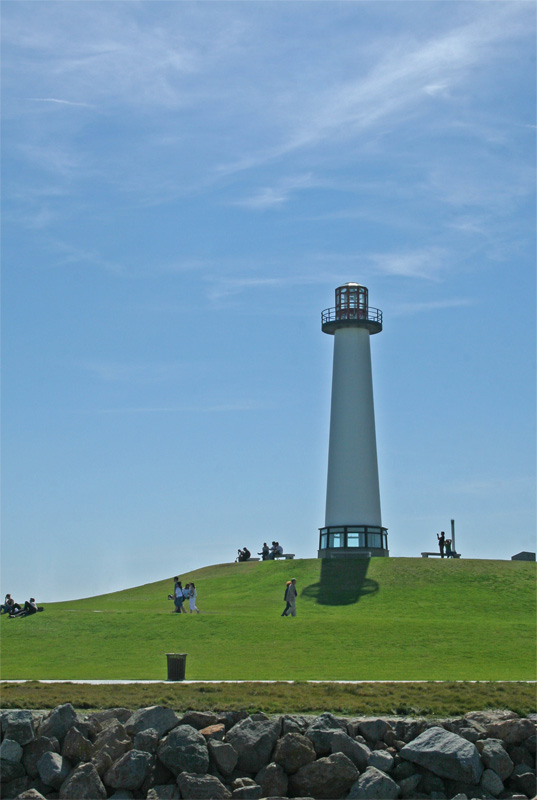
[301,558,379,606]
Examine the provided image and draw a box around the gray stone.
[11,790,47,800]
[508,744,534,767]
[357,719,391,743]
[91,748,113,778]
[125,706,180,738]
[108,792,134,800]
[486,719,536,747]
[199,723,226,741]
[231,785,262,799]
[104,749,152,791]
[177,772,232,799]
[1,758,30,784]
[368,748,394,772]
[5,712,35,747]
[179,711,219,730]
[37,751,72,790]
[510,764,537,797]
[393,761,418,781]
[480,768,504,797]
[61,726,94,764]
[92,722,132,767]
[391,718,432,744]
[289,752,359,800]
[2,775,31,799]
[282,715,311,735]
[22,736,60,778]
[481,740,514,781]
[226,717,280,774]
[305,713,347,756]
[89,708,132,725]
[400,726,483,784]
[273,732,316,774]
[0,739,23,763]
[347,766,400,799]
[208,739,239,776]
[141,755,173,795]
[255,762,288,797]
[133,727,159,754]
[146,786,180,800]
[58,762,107,799]
[419,772,447,794]
[158,725,209,776]
[38,704,77,744]
[330,730,371,771]
[526,734,536,754]
[232,778,258,790]
[398,773,421,797]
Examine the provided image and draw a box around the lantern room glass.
[335,284,368,319]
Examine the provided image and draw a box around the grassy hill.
[1,558,535,681]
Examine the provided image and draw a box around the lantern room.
[335,283,368,319]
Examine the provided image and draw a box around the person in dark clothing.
[1,594,21,615]
[258,543,270,560]
[12,598,37,618]
[239,547,251,561]
[437,532,445,558]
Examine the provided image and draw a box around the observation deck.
[321,305,383,335]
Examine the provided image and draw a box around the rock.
[5,712,35,746]
[282,715,311,735]
[347,766,400,799]
[38,704,77,744]
[158,725,209,775]
[368,749,394,772]
[133,728,159,754]
[108,792,134,800]
[526,734,536,754]
[179,712,219,730]
[481,740,514,781]
[486,719,536,747]
[232,778,258,790]
[0,739,24,763]
[92,722,132,766]
[255,762,288,797]
[91,748,113,778]
[125,706,180,738]
[330,730,371,771]
[273,732,316,774]
[37,751,71,790]
[398,773,421,797]
[90,709,132,725]
[510,764,537,797]
[392,718,432,744]
[218,711,249,730]
[208,740,239,776]
[400,726,483,784]
[58,762,107,799]
[22,737,60,778]
[305,713,347,756]
[480,768,504,797]
[104,749,152,791]
[177,771,232,798]
[1,758,29,784]
[289,752,359,799]
[231,785,262,799]
[226,717,280,774]
[12,790,47,800]
[2,775,31,798]
[200,723,226,741]
[508,745,533,766]
[393,760,418,781]
[61,726,94,764]
[146,786,180,800]
[356,719,391,743]
[141,755,172,795]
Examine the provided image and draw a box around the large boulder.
[329,730,371,771]
[485,718,536,746]
[0,758,26,784]
[347,766,400,799]
[368,749,394,772]
[179,712,219,730]
[125,707,180,738]
[92,722,132,767]
[273,732,316,774]
[157,725,209,775]
[22,736,60,778]
[104,749,153,791]
[58,762,107,799]
[353,719,390,743]
[400,726,483,784]
[10,790,47,800]
[0,739,23,763]
[208,740,239,776]
[38,704,77,744]
[4,711,36,746]
[226,717,280,774]
[479,738,514,781]
[289,751,359,799]
[61,726,94,764]
[479,767,504,797]
[177,772,231,799]
[133,728,159,754]
[305,713,347,756]
[255,762,288,797]
[37,751,72,789]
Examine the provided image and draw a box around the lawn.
[1,558,535,681]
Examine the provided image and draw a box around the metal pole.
[451,519,456,555]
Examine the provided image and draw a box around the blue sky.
[2,1,535,602]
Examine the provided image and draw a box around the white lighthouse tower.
[319,283,388,558]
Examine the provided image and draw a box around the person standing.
[445,539,452,558]
[286,579,298,617]
[188,582,200,614]
[281,581,292,616]
[437,532,445,558]
[173,579,187,613]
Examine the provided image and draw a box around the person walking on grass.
[188,582,200,614]
[281,581,292,616]
[284,579,298,617]
[169,578,187,613]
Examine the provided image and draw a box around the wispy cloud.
[230,174,317,210]
[389,298,475,317]
[52,241,128,276]
[30,98,94,108]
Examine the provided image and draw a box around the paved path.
[2,679,533,684]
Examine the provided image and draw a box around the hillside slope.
[1,558,535,680]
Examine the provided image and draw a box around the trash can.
[166,653,187,681]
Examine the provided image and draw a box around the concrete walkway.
[2,679,534,684]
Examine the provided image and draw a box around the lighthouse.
[319,283,389,558]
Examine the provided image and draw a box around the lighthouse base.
[318,525,389,559]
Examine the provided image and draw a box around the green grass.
[1,558,535,681]
[1,681,535,717]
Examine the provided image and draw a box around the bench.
[245,557,260,562]
[421,552,461,559]
[274,553,295,560]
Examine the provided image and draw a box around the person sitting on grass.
[237,547,251,562]
[11,598,37,618]
[1,594,21,615]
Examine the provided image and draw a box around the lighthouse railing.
[321,306,382,325]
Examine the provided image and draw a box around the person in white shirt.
[188,582,200,614]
